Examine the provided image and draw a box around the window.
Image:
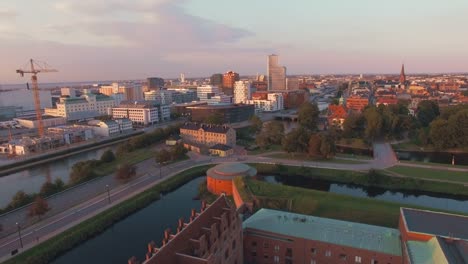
[311,248,317,255]
[252,241,257,247]
[274,245,280,252]
[274,256,280,263]
[371,260,378,264]
[310,260,316,264]
[251,251,257,257]
[339,254,347,260]
[325,250,332,257]
[232,240,236,250]
[263,242,269,249]
[355,256,362,263]
[264,254,269,259]
[285,248,293,257]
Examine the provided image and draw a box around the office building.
[147,77,165,90]
[233,81,251,104]
[267,54,287,90]
[144,90,173,105]
[223,71,240,89]
[111,102,159,126]
[100,83,143,101]
[196,85,232,105]
[187,104,254,123]
[44,89,116,121]
[286,77,300,90]
[180,122,236,148]
[167,88,197,104]
[210,73,223,87]
[247,92,284,112]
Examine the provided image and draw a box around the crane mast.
[16,59,58,137]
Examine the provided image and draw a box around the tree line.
[253,102,336,159]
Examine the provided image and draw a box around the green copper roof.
[406,238,448,264]
[243,209,402,256]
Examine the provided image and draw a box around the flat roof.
[207,163,256,180]
[401,208,468,240]
[406,237,468,264]
[243,209,402,256]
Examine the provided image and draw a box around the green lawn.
[93,148,155,176]
[266,153,367,164]
[387,166,468,184]
[245,178,466,228]
[400,160,467,169]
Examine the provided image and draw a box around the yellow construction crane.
[16,59,58,137]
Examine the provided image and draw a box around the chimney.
[164,228,171,241]
[128,256,139,264]
[147,241,157,254]
[201,200,207,211]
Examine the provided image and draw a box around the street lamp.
[15,222,23,249]
[106,184,111,204]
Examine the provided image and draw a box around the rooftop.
[181,122,232,134]
[243,208,402,256]
[207,163,256,180]
[401,208,468,240]
[406,237,468,264]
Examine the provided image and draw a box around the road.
[1,142,467,262]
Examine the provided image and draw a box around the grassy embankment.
[250,163,468,196]
[4,165,213,264]
[265,153,367,164]
[239,176,467,228]
[386,166,468,184]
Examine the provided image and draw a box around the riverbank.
[0,131,143,177]
[3,165,213,264]
[250,163,468,196]
[240,177,467,228]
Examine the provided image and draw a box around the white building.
[144,90,173,105]
[197,85,232,105]
[115,118,133,133]
[158,104,171,122]
[92,120,120,137]
[233,81,251,104]
[48,125,94,144]
[111,102,159,126]
[44,89,116,121]
[247,93,284,112]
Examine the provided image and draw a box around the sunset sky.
[1,0,468,83]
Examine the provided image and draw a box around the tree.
[363,107,383,140]
[100,150,116,163]
[308,133,322,157]
[298,102,320,131]
[417,100,439,127]
[249,115,263,134]
[115,164,137,182]
[155,148,172,165]
[70,161,96,184]
[204,113,224,125]
[429,119,451,149]
[264,121,285,145]
[39,178,65,197]
[9,191,33,209]
[447,109,468,148]
[170,143,188,161]
[342,112,364,138]
[28,196,50,220]
[320,133,336,159]
[282,127,311,153]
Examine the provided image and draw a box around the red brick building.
[346,96,369,112]
[206,163,256,195]
[243,209,403,264]
[327,104,348,129]
[133,195,243,264]
[222,71,240,89]
[399,208,468,264]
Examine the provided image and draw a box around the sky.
[1,0,468,83]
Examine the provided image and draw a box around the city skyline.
[1,0,468,83]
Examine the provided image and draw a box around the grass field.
[399,160,467,169]
[386,166,468,184]
[266,153,367,164]
[93,148,154,176]
[245,178,466,228]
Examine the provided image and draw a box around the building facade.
[44,89,116,121]
[247,93,284,112]
[210,73,223,87]
[187,104,254,124]
[346,96,369,112]
[267,54,287,90]
[223,71,240,89]
[132,195,243,264]
[243,209,403,264]
[180,122,236,147]
[147,77,165,90]
[197,85,232,105]
[233,81,252,104]
[111,102,159,126]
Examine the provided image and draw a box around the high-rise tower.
[267,54,286,90]
[399,64,406,84]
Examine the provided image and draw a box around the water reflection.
[263,175,468,213]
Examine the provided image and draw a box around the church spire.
[399,64,406,84]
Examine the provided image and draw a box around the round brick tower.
[206,163,257,195]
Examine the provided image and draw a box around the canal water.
[263,175,468,213]
[51,177,203,264]
[396,150,468,166]
[0,146,116,208]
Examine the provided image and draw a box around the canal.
[0,146,116,208]
[263,175,468,213]
[51,177,203,264]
